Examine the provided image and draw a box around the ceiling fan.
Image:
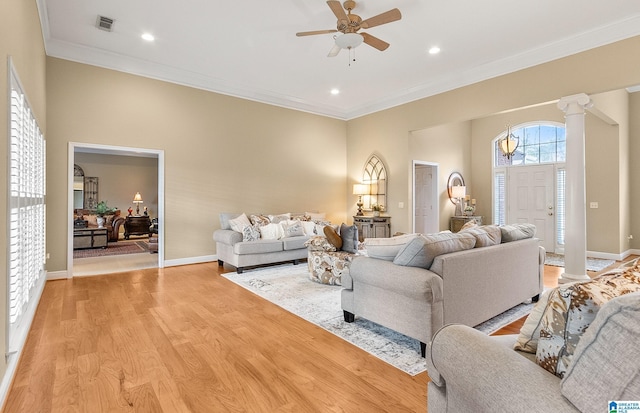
[296,0,401,57]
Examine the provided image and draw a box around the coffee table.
[73,227,108,250]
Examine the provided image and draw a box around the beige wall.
[47,58,347,268]
[409,122,472,231]
[74,152,159,225]
[347,36,640,256]
[0,0,47,388]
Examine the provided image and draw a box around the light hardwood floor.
[2,258,626,412]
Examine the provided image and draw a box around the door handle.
[548,212,553,216]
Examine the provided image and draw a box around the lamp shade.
[353,184,369,195]
[451,185,466,199]
[133,192,143,203]
[336,33,364,49]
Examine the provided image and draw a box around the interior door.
[414,163,438,234]
[507,164,555,251]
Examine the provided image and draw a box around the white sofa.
[214,212,320,274]
[342,224,545,356]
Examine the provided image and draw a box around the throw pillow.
[259,223,284,240]
[304,236,337,252]
[513,288,553,353]
[339,223,359,254]
[249,214,271,227]
[306,212,326,222]
[393,232,476,269]
[459,220,478,231]
[461,225,502,247]
[323,225,343,250]
[500,223,536,242]
[300,221,316,236]
[535,266,640,378]
[228,213,251,233]
[364,233,420,261]
[282,220,305,238]
[268,213,291,224]
[242,225,261,242]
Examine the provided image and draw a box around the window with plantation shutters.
[7,61,46,352]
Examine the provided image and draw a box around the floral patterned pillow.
[536,264,640,378]
[304,236,337,252]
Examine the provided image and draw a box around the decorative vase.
[96,216,105,228]
[373,211,381,217]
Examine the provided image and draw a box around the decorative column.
[557,93,592,283]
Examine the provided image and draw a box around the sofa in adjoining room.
[426,262,640,413]
[74,209,125,242]
[213,212,329,274]
[341,223,545,357]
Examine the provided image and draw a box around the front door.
[507,164,555,251]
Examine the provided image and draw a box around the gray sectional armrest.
[428,324,579,412]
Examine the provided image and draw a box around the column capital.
[558,93,593,115]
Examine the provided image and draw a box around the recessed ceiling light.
[141,33,155,42]
[330,88,340,95]
[428,46,441,55]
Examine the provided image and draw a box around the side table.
[124,215,151,239]
[450,216,483,232]
[73,228,108,249]
[353,215,391,242]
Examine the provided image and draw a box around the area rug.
[545,253,615,272]
[73,240,148,259]
[221,264,533,376]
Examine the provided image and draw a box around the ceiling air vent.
[96,15,115,32]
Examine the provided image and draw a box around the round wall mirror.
[447,172,465,204]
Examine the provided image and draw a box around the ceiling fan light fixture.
[335,33,364,49]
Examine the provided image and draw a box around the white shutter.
[493,169,506,225]
[556,167,566,247]
[7,62,47,352]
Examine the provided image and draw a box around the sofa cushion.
[340,223,359,254]
[323,225,343,250]
[219,212,242,230]
[461,225,502,247]
[229,213,252,233]
[560,291,640,411]
[535,267,640,378]
[500,223,536,242]
[393,232,476,269]
[234,239,283,255]
[282,235,310,251]
[268,213,291,224]
[363,233,419,261]
[249,214,271,227]
[259,223,284,240]
[242,225,261,242]
[306,211,326,222]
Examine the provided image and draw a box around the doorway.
[507,164,556,252]
[68,143,165,276]
[413,161,439,234]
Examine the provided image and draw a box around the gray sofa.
[341,227,544,356]
[427,291,640,412]
[213,212,313,273]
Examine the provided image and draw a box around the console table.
[353,215,391,242]
[450,216,483,232]
[124,215,151,239]
[73,228,108,250]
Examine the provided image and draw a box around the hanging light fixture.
[499,125,520,159]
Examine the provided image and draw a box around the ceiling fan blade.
[361,32,390,51]
[327,44,341,57]
[360,8,401,29]
[327,0,349,27]
[296,29,338,37]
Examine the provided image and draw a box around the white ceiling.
[38,0,640,120]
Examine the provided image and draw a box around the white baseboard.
[587,249,638,262]
[164,255,216,268]
[47,269,70,280]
